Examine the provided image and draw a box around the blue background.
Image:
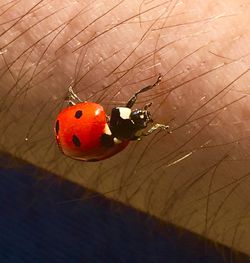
[0,152,249,263]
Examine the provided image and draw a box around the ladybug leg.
[67,86,83,106]
[143,102,152,110]
[126,74,162,108]
[141,123,171,137]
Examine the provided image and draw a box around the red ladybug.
[54,74,169,162]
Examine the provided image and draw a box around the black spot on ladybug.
[75,110,82,119]
[72,135,81,147]
[55,120,59,135]
[100,134,114,148]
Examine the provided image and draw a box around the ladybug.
[54,74,169,162]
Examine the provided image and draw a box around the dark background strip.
[0,152,249,263]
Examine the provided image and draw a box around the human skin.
[1,0,250,254]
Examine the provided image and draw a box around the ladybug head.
[109,103,154,140]
[130,103,153,129]
[130,109,152,129]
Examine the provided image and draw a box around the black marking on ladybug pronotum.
[55,120,59,135]
[75,110,82,119]
[100,134,115,148]
[72,134,81,147]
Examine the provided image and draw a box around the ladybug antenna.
[126,74,162,108]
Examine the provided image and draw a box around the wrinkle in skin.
[1,0,250,255]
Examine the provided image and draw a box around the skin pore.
[1,0,250,254]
